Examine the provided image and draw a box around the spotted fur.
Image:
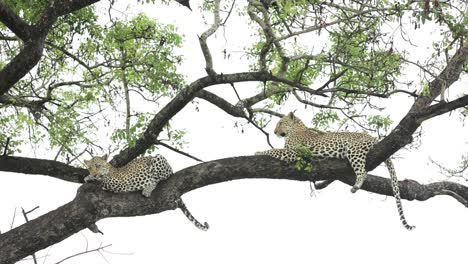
[84,154,209,231]
[256,112,414,230]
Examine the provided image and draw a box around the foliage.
[0,0,466,164]
[0,8,185,159]
[293,144,315,172]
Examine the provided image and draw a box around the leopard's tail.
[384,159,415,231]
[176,198,209,231]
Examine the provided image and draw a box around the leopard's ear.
[84,160,90,167]
[101,154,108,161]
[288,112,295,119]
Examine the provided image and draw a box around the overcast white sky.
[1,0,468,263]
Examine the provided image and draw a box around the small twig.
[231,83,242,102]
[244,110,274,149]
[157,141,204,162]
[251,108,284,118]
[41,245,54,264]
[3,137,10,156]
[220,0,236,26]
[25,206,40,215]
[9,207,16,230]
[22,206,40,264]
[293,90,345,110]
[54,244,112,264]
[199,0,221,76]
[315,69,348,92]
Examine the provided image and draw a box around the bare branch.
[0,156,87,183]
[416,94,468,122]
[21,206,39,264]
[293,90,346,110]
[198,0,221,76]
[321,87,418,98]
[196,90,246,118]
[157,141,204,162]
[2,137,10,156]
[54,244,112,264]
[251,108,284,118]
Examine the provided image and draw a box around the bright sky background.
[1,0,468,263]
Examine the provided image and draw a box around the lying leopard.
[84,154,209,231]
[256,112,414,230]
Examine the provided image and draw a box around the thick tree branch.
[196,90,247,118]
[0,0,101,97]
[1,155,467,264]
[0,2,31,40]
[416,93,468,122]
[111,71,274,167]
[0,156,86,183]
[0,94,50,109]
[0,37,46,96]
[51,0,101,17]
[198,0,220,76]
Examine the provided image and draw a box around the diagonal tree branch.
[198,0,221,76]
[416,93,468,122]
[0,36,46,96]
[367,43,468,170]
[196,90,247,118]
[110,71,275,167]
[0,2,31,40]
[0,156,87,183]
[0,0,101,97]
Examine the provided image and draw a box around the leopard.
[84,154,209,231]
[256,112,414,230]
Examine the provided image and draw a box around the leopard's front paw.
[255,151,266,155]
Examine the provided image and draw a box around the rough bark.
[1,155,467,264]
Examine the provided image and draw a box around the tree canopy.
[0,0,467,263]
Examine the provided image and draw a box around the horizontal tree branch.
[1,155,467,264]
[0,156,86,183]
[53,0,101,17]
[0,94,50,109]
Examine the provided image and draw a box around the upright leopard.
[256,112,414,230]
[84,154,209,231]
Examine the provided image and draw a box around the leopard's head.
[274,112,305,137]
[84,154,110,182]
